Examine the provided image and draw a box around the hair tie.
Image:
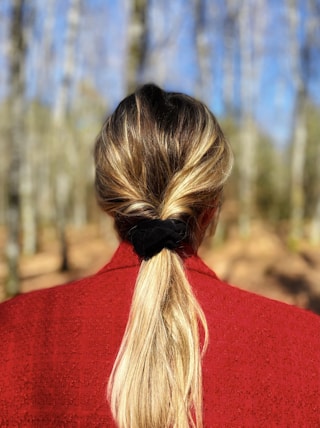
[127,219,187,260]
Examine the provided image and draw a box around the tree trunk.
[223,0,238,115]
[72,130,87,227]
[287,0,309,242]
[127,0,148,92]
[34,0,56,227]
[307,0,320,244]
[20,4,37,255]
[53,0,81,271]
[310,194,320,245]
[238,0,266,236]
[289,90,307,241]
[6,0,26,296]
[238,117,256,236]
[37,0,55,100]
[238,0,256,236]
[310,112,320,245]
[21,139,38,255]
[194,0,211,101]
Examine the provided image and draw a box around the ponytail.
[107,250,208,428]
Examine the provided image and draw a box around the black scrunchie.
[127,219,187,260]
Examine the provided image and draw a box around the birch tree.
[0,8,10,226]
[20,2,38,255]
[310,130,320,243]
[237,0,264,235]
[223,0,238,115]
[6,0,26,296]
[53,0,81,270]
[287,0,311,241]
[308,116,320,243]
[194,0,211,101]
[32,0,56,228]
[127,0,148,92]
[308,0,320,244]
[310,183,320,244]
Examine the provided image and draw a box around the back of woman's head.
[94,84,233,428]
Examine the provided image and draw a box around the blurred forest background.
[1,0,320,314]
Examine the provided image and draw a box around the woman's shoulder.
[192,256,320,425]
[0,243,139,329]
[0,275,90,328]
[186,252,320,344]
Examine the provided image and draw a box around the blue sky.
[0,0,319,146]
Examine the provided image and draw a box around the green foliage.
[255,135,277,217]
[220,116,290,224]
[219,116,241,202]
[255,134,291,222]
[304,103,320,218]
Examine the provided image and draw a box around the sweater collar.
[97,240,218,279]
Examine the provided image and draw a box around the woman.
[0,84,319,428]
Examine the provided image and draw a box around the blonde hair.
[94,84,233,427]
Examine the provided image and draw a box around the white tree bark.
[127,0,147,92]
[310,141,320,243]
[20,3,38,255]
[20,134,38,255]
[6,0,26,296]
[308,0,320,244]
[238,0,266,236]
[53,0,81,124]
[287,0,309,241]
[37,0,55,99]
[223,0,238,114]
[33,0,57,226]
[194,0,211,101]
[53,0,81,270]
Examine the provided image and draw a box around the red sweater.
[0,242,319,427]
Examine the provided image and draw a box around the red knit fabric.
[0,241,319,427]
